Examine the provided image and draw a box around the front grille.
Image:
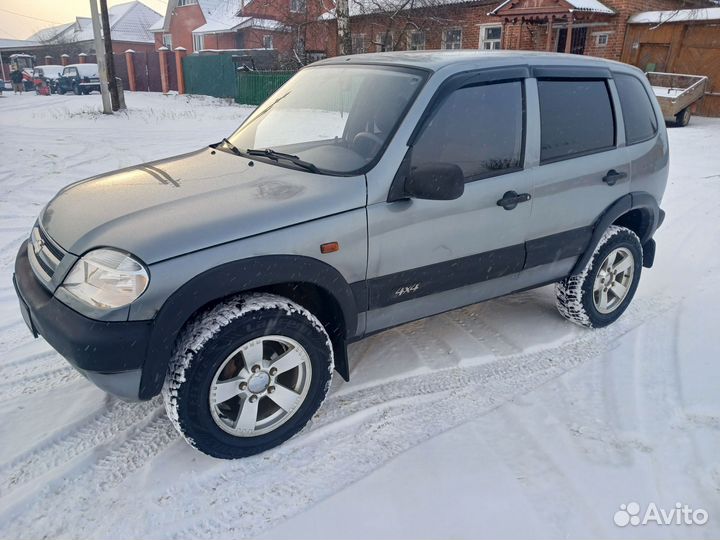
[27,225,66,285]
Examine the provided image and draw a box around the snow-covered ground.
[0,92,718,539]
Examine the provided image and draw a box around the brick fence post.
[61,54,70,66]
[44,55,53,64]
[78,52,87,64]
[158,46,170,94]
[125,49,137,91]
[174,47,187,95]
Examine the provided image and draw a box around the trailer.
[647,72,709,127]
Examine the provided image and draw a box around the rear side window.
[538,79,615,163]
[614,73,658,144]
[412,80,524,181]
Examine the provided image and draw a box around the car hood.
[40,148,367,264]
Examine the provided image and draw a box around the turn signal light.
[320,242,339,254]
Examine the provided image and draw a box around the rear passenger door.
[524,71,630,272]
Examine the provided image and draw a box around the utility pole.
[99,0,121,110]
[336,0,351,56]
[89,0,112,114]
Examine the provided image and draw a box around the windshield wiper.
[246,148,318,173]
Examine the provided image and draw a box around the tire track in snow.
[0,397,163,498]
[0,366,82,404]
[149,297,676,539]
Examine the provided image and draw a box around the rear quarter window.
[614,73,658,145]
[538,79,615,164]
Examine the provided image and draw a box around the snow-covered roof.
[491,0,614,15]
[193,16,287,33]
[0,38,41,50]
[153,0,248,33]
[629,7,720,24]
[29,2,162,44]
[321,0,496,19]
[34,65,65,78]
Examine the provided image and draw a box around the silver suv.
[13,51,668,459]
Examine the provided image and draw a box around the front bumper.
[13,241,152,400]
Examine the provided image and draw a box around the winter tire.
[555,225,642,328]
[163,293,334,459]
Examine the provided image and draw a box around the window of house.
[479,25,501,50]
[442,28,462,50]
[352,33,366,54]
[412,81,524,181]
[162,34,173,49]
[263,34,274,49]
[177,0,198,6]
[595,32,609,47]
[375,32,394,52]
[193,33,204,51]
[290,0,306,13]
[538,79,615,164]
[614,73,658,145]
[408,30,426,51]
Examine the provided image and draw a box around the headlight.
[61,248,149,309]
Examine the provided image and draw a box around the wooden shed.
[621,7,720,117]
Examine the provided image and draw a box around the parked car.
[32,65,65,94]
[14,51,668,459]
[57,63,100,95]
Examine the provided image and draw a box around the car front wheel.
[163,293,334,459]
[555,225,642,328]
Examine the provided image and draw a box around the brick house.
[151,0,334,65]
[27,1,161,56]
[319,0,710,62]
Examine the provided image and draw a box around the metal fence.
[235,71,295,105]
[183,54,238,99]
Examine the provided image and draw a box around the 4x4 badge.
[394,284,420,297]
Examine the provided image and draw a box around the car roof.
[313,50,631,73]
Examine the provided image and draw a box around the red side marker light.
[320,242,340,254]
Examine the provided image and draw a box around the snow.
[0,91,719,539]
[629,7,720,24]
[492,0,614,15]
[652,86,686,99]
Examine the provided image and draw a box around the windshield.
[228,65,426,175]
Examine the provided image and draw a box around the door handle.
[496,190,531,211]
[602,169,628,186]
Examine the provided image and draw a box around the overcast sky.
[0,0,168,40]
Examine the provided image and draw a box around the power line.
[0,7,64,25]
[0,24,22,39]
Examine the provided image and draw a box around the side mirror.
[404,162,465,201]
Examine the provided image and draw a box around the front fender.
[138,255,359,399]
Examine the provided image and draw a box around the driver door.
[365,76,533,332]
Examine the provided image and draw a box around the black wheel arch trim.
[571,191,663,276]
[139,255,359,399]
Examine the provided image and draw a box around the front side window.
[480,26,502,50]
[64,67,78,77]
[412,81,524,181]
[614,73,658,145]
[228,66,426,174]
[409,31,426,51]
[442,28,462,50]
[538,79,615,163]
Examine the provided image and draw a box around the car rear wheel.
[163,293,334,459]
[555,225,642,328]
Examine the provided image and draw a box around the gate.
[183,54,237,98]
[235,71,295,105]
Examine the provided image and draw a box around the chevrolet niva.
[14,51,667,459]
